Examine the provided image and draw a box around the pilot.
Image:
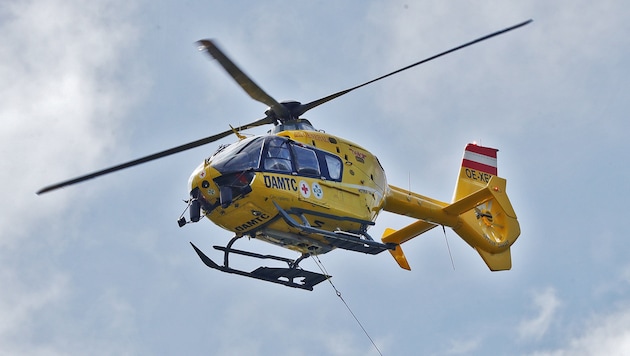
[265,140,292,172]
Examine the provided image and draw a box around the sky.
[3,0,630,355]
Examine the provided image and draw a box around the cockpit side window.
[293,145,320,176]
[264,137,292,172]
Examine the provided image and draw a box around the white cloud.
[0,0,141,246]
[518,287,562,341]
[446,337,482,355]
[0,0,141,354]
[564,309,630,356]
[0,270,69,340]
[529,304,630,356]
[526,267,630,356]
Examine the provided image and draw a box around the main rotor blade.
[297,19,533,117]
[36,118,269,195]
[197,40,289,120]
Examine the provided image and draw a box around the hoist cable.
[313,255,383,356]
[442,225,455,270]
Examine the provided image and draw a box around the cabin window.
[264,137,292,172]
[293,145,320,176]
[324,155,342,180]
[260,136,342,181]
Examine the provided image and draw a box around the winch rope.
[442,225,456,270]
[313,255,383,356]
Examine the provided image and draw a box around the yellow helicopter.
[38,20,530,290]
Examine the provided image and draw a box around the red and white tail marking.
[462,144,498,176]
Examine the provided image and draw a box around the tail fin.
[450,143,520,271]
[454,143,498,200]
[381,143,520,271]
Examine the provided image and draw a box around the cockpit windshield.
[210,136,264,173]
[210,135,343,181]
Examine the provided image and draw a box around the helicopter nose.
[181,163,223,227]
[188,162,206,190]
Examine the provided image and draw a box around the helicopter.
[38,20,530,290]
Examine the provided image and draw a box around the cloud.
[518,287,562,341]
[0,0,141,354]
[446,337,482,355]
[528,267,630,356]
[0,0,141,246]
[0,270,69,341]
[562,309,630,356]
[529,304,630,356]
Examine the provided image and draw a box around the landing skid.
[190,236,329,291]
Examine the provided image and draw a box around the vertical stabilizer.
[454,143,498,201]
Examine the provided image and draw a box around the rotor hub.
[265,100,303,123]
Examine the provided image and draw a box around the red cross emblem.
[299,180,311,198]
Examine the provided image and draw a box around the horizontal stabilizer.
[443,184,494,216]
[382,222,437,270]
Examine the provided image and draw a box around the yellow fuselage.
[188,129,387,255]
